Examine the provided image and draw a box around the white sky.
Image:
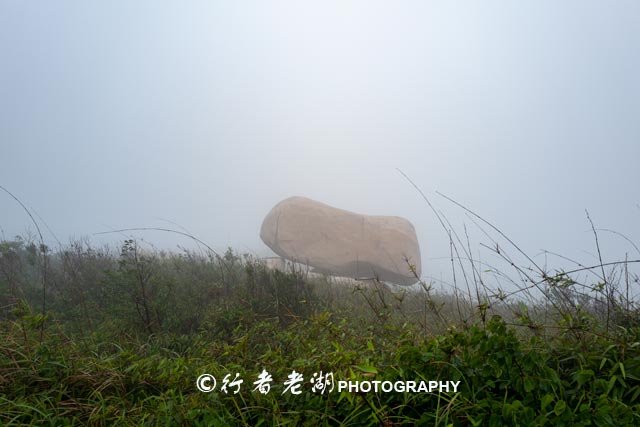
[1,1,639,289]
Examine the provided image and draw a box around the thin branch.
[436,191,545,277]
[0,184,48,342]
[594,228,640,258]
[94,227,221,257]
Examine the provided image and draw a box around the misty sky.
[1,1,639,288]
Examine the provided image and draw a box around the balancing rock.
[260,196,421,285]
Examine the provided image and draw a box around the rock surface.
[260,196,422,285]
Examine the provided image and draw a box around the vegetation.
[1,225,639,426]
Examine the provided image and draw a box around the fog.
[2,1,639,288]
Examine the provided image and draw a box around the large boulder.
[260,196,422,285]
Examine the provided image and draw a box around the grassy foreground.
[1,237,639,426]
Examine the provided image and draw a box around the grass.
[1,228,639,426]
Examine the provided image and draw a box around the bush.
[1,236,639,426]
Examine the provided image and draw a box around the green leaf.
[573,369,594,387]
[524,377,535,393]
[354,365,378,375]
[541,394,554,411]
[467,415,483,426]
[367,340,374,352]
[600,357,608,370]
[554,400,566,416]
[606,376,617,395]
[619,362,626,379]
